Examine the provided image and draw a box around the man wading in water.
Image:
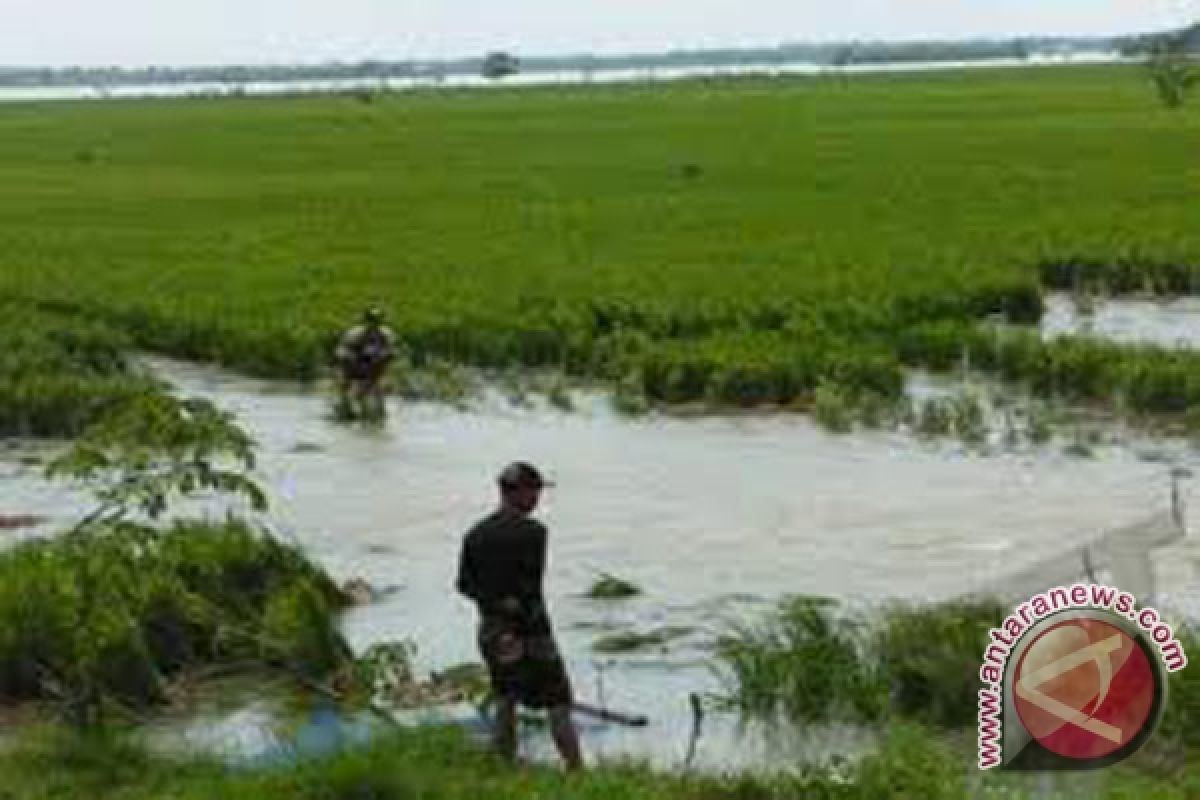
[456,462,584,770]
[334,307,397,419]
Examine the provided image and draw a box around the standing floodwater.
[1042,292,1200,349]
[4,355,1198,771]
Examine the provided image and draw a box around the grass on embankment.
[1,65,1199,422]
[2,716,1197,800]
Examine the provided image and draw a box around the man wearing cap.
[334,307,397,418]
[456,462,584,770]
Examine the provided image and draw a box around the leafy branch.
[46,393,268,527]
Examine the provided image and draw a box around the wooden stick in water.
[571,701,649,727]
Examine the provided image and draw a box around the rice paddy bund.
[0,64,1199,427]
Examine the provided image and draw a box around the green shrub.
[0,521,350,718]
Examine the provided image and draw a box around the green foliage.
[855,723,966,800]
[717,596,886,722]
[586,572,643,599]
[813,381,855,433]
[46,393,267,524]
[1159,627,1199,748]
[0,521,350,723]
[1148,41,1200,109]
[719,598,1005,729]
[592,627,693,654]
[0,67,1196,422]
[0,718,1197,799]
[0,302,154,437]
[879,601,1006,728]
[261,579,350,676]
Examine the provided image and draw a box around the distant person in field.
[456,462,584,771]
[334,307,397,418]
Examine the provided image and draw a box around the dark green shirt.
[456,509,551,635]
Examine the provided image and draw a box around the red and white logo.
[1013,618,1157,761]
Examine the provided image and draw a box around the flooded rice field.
[1042,292,1200,349]
[5,296,1200,769]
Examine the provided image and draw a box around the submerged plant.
[813,381,854,433]
[586,572,643,600]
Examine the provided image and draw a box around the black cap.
[497,462,553,490]
[363,307,384,324]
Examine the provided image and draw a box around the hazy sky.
[3,0,1200,67]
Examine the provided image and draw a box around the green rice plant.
[544,374,575,411]
[612,370,650,415]
[813,381,854,433]
[878,600,1007,728]
[718,598,1005,730]
[916,397,956,438]
[3,68,1200,423]
[717,596,886,723]
[855,389,904,430]
[950,389,988,446]
[1026,402,1055,445]
[0,301,157,437]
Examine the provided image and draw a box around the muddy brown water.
[3,337,1200,772]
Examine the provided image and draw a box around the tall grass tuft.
[718,598,1006,729]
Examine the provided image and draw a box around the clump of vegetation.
[612,371,650,415]
[911,389,989,446]
[1158,626,1199,748]
[0,520,350,724]
[1063,426,1097,459]
[717,597,1007,729]
[0,301,156,438]
[586,572,642,600]
[878,600,1006,728]
[813,381,854,433]
[916,396,956,438]
[592,626,693,654]
[1148,37,1200,109]
[717,595,886,722]
[544,375,575,411]
[0,386,352,727]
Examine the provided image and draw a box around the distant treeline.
[0,31,1185,89]
[1119,23,1200,56]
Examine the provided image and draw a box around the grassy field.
[1,65,1199,419]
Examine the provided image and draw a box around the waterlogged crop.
[0,66,1195,427]
[0,302,158,436]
